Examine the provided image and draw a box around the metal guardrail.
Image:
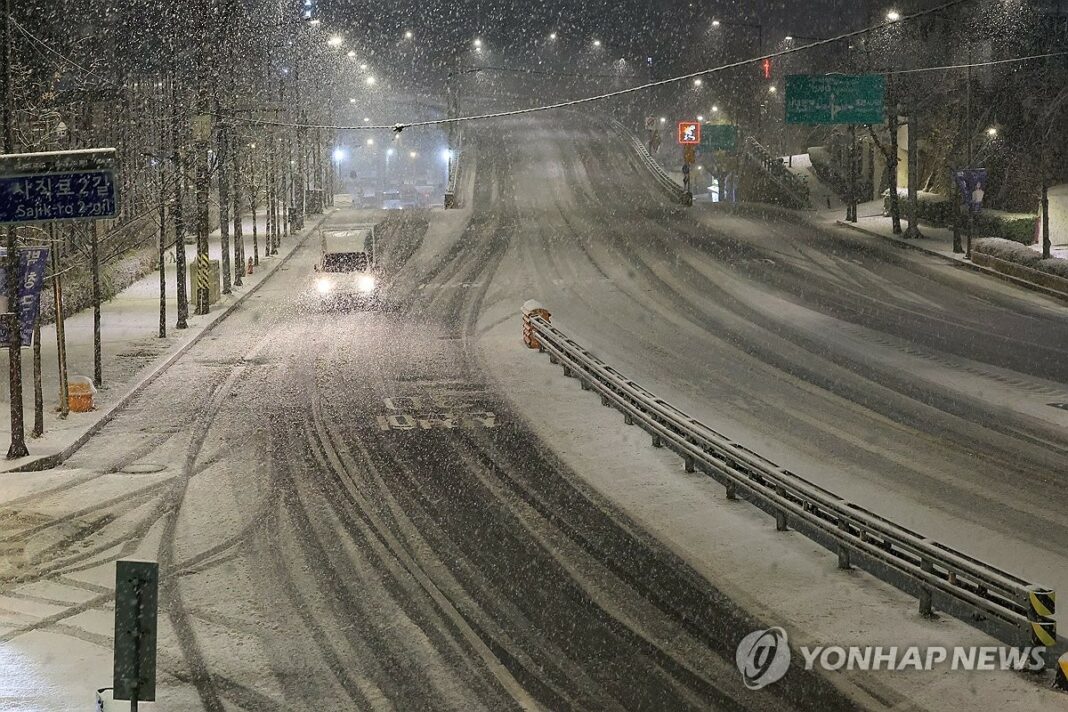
[740,136,811,210]
[609,119,690,206]
[527,312,1061,658]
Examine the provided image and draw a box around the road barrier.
[609,119,690,206]
[444,128,464,209]
[526,308,1063,664]
[739,136,811,210]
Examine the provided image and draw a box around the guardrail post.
[918,558,935,618]
[684,455,695,473]
[601,395,610,406]
[837,521,851,570]
[725,481,737,500]
[774,486,788,531]
[1026,586,1056,665]
[522,300,551,350]
[624,413,634,426]
[652,434,662,448]
[562,366,572,377]
[580,380,591,391]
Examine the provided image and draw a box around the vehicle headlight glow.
[357,275,377,293]
[316,277,333,294]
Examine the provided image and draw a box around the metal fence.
[609,119,690,205]
[527,311,1061,659]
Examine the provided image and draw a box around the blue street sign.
[0,148,118,225]
[0,247,50,346]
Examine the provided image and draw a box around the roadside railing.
[609,119,690,205]
[740,136,811,210]
[523,305,1063,666]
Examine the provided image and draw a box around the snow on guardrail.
[526,310,1063,663]
[608,119,691,206]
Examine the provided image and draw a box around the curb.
[835,220,1068,305]
[3,212,332,473]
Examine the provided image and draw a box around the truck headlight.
[316,277,334,294]
[357,275,377,293]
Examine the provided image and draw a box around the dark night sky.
[325,0,868,72]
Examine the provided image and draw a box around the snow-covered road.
[2,111,1067,711]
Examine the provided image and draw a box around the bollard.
[1026,586,1056,656]
[522,299,551,349]
[247,256,254,275]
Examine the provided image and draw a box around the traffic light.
[762,58,772,80]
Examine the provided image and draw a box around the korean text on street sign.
[701,124,738,151]
[113,560,158,702]
[678,121,701,145]
[953,168,988,213]
[0,148,118,224]
[785,74,886,125]
[0,247,50,347]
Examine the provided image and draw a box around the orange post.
[522,300,551,349]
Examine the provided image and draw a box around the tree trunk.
[232,143,245,285]
[172,82,188,329]
[904,104,922,239]
[887,107,901,234]
[218,116,232,294]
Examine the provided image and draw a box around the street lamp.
[366,138,374,146]
[473,38,482,49]
[886,10,901,21]
[592,39,602,48]
[549,32,557,40]
[693,78,703,87]
[986,126,998,137]
[404,30,413,39]
[409,151,418,159]
[365,76,376,85]
[347,50,356,58]
[328,35,343,47]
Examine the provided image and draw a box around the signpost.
[785,74,886,125]
[0,247,49,346]
[113,560,159,710]
[0,148,118,224]
[701,124,738,152]
[953,168,988,213]
[645,116,656,131]
[677,121,701,145]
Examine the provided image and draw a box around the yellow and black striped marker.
[1027,586,1056,648]
[1056,652,1068,691]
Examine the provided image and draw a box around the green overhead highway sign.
[701,124,738,151]
[785,74,886,125]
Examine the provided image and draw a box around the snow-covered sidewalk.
[0,211,330,473]
[828,202,1068,300]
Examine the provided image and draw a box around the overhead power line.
[227,0,974,133]
[8,15,97,78]
[885,49,1068,75]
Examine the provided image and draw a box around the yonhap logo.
[736,627,791,689]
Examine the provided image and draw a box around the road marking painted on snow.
[376,393,499,431]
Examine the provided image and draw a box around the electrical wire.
[885,49,1068,75]
[8,15,97,79]
[227,0,974,132]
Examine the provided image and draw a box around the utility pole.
[49,223,68,419]
[91,221,102,386]
[4,0,27,458]
[847,124,858,222]
[1042,183,1051,259]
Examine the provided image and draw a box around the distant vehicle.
[312,225,379,307]
[358,188,378,209]
[381,190,403,210]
